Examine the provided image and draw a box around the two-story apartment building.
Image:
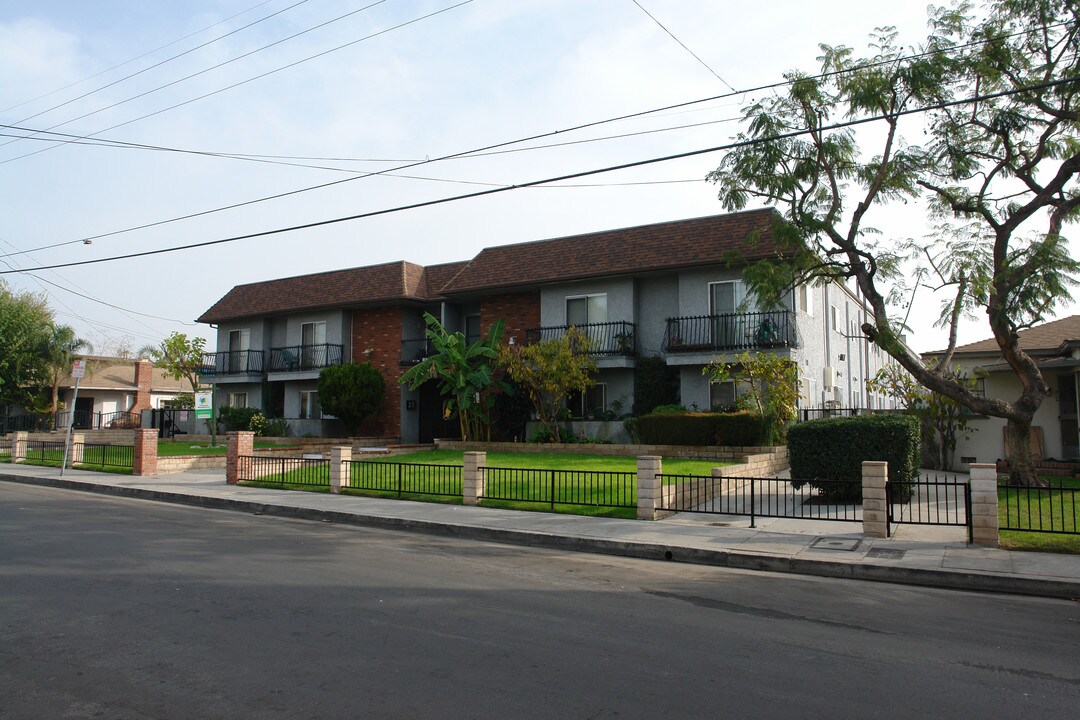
[197,209,901,440]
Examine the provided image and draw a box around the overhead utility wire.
[0,20,1062,262]
[630,0,736,91]
[5,0,312,130]
[0,38,1021,260]
[0,0,471,165]
[0,0,279,114]
[4,74,1076,276]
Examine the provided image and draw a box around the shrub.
[264,417,290,437]
[218,406,260,432]
[318,363,385,436]
[788,414,920,502]
[650,403,688,415]
[714,411,768,447]
[634,355,679,414]
[633,411,762,446]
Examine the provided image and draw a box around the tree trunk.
[1004,416,1047,487]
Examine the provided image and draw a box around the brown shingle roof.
[197,261,431,323]
[937,315,1080,356]
[440,209,784,294]
[197,210,788,323]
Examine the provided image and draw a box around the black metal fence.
[479,467,637,509]
[663,311,796,353]
[268,344,343,372]
[0,438,11,457]
[400,338,436,365]
[888,474,970,538]
[523,321,637,356]
[2,411,140,433]
[24,440,67,464]
[1000,480,1080,535]
[74,443,134,469]
[657,474,862,524]
[237,455,330,486]
[345,461,461,498]
[199,349,264,376]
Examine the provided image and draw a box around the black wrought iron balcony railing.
[523,321,637,356]
[400,338,436,365]
[267,344,343,372]
[198,349,264,377]
[663,311,796,353]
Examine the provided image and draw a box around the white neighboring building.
[923,315,1080,470]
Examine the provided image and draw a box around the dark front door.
[74,397,94,429]
[417,381,459,444]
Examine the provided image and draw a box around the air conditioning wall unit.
[823,366,836,387]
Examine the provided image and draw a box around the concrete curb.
[4,472,1079,600]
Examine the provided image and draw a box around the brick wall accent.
[480,291,541,345]
[129,360,154,414]
[351,307,405,437]
[132,428,158,476]
[226,431,255,484]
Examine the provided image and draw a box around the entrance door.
[710,281,744,348]
[74,396,94,429]
[417,381,460,444]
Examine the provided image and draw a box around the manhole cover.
[866,548,906,560]
[809,537,862,552]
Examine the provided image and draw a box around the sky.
[0,0,1074,356]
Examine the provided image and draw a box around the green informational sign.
[195,391,213,420]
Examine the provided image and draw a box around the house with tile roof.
[197,209,903,441]
[53,356,187,429]
[922,315,1080,469]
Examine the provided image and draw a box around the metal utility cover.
[809,536,862,552]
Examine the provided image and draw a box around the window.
[301,321,326,368]
[798,284,813,316]
[710,380,737,410]
[830,306,839,332]
[228,328,250,372]
[465,314,481,344]
[228,392,248,408]
[568,384,607,418]
[299,391,320,420]
[566,294,607,326]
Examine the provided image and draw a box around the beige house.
[923,315,1080,469]
[56,356,188,428]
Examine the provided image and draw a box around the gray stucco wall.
[539,277,636,326]
[215,319,269,353]
[636,275,678,357]
[282,309,347,348]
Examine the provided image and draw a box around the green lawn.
[998,476,1080,554]
[157,440,296,456]
[241,449,738,520]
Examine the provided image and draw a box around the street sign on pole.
[71,359,86,379]
[61,359,86,476]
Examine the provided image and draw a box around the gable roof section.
[932,315,1080,356]
[198,260,431,323]
[440,209,784,294]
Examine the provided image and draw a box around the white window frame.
[798,283,813,316]
[565,294,608,326]
[298,390,320,420]
[228,392,248,408]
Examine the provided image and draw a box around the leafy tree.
[41,324,93,413]
[317,362,386,436]
[400,314,506,441]
[867,363,975,471]
[0,282,53,409]
[707,0,1080,485]
[499,326,598,443]
[703,351,800,444]
[143,332,206,392]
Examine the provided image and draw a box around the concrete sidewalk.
[2,463,1079,599]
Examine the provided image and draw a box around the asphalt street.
[2,482,1079,719]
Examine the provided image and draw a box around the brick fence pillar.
[226,431,255,485]
[862,461,888,538]
[330,446,352,494]
[69,433,85,468]
[132,428,158,476]
[12,431,27,463]
[637,456,662,520]
[969,463,1000,547]
[463,451,486,505]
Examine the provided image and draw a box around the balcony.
[400,338,436,365]
[523,321,637,356]
[267,344,343,373]
[199,350,264,377]
[663,311,796,354]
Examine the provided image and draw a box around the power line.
[0,0,469,166]
[5,0,312,130]
[0,0,280,115]
[0,21,1067,261]
[630,0,736,91]
[4,74,1075,277]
